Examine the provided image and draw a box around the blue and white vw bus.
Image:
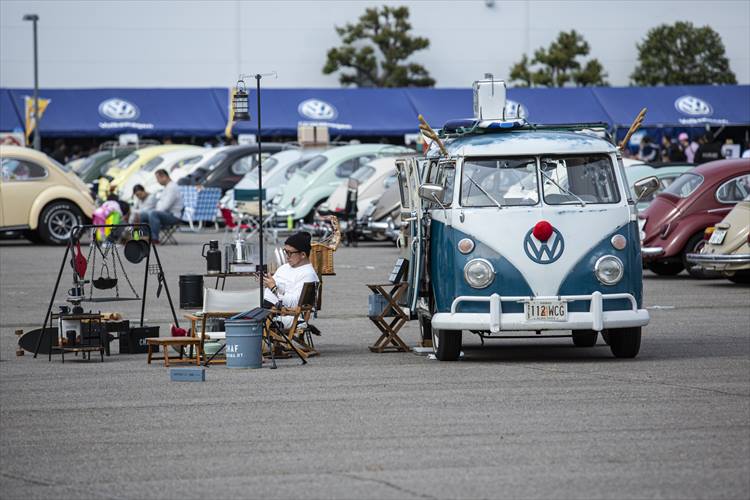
[397,79,651,361]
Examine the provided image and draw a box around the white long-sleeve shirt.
[263,262,319,307]
[155,181,183,217]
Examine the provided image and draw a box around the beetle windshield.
[540,155,620,204]
[663,172,703,198]
[461,157,537,207]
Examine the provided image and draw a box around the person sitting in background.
[129,184,156,224]
[141,169,183,243]
[262,231,319,315]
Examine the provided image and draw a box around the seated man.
[142,169,183,243]
[262,231,319,312]
[129,184,156,224]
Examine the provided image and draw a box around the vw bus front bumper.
[431,292,649,333]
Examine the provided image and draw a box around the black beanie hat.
[285,231,312,256]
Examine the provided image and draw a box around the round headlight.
[464,258,495,289]
[594,255,624,285]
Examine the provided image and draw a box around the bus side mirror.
[418,183,444,203]
[633,176,659,201]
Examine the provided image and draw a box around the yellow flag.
[25,95,50,143]
[224,87,235,139]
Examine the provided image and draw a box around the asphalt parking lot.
[1,232,748,500]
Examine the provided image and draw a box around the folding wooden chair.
[264,281,319,363]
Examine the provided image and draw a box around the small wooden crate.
[310,243,335,276]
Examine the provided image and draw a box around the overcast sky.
[1,0,748,89]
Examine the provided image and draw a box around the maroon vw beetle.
[639,159,750,277]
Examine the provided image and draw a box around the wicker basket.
[310,243,335,276]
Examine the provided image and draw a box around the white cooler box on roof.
[472,76,507,121]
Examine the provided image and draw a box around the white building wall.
[1,0,748,89]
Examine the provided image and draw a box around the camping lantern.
[233,79,250,121]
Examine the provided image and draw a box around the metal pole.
[32,18,40,151]
[23,14,40,150]
[256,74,264,307]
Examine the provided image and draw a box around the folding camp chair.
[181,186,222,231]
[264,281,320,363]
[184,288,257,366]
[234,188,277,239]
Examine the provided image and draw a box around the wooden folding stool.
[366,282,409,353]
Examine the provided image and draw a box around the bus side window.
[434,162,455,206]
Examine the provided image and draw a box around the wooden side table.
[146,337,202,367]
[365,282,410,353]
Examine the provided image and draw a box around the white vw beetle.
[398,79,654,361]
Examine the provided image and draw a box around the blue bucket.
[224,318,263,369]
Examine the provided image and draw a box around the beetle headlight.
[464,258,495,289]
[594,255,624,285]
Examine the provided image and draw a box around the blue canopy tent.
[0,88,228,137]
[1,85,748,140]
[218,87,420,137]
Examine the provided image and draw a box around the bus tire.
[608,327,641,358]
[572,330,598,347]
[432,328,461,361]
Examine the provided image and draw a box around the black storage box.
[120,326,160,354]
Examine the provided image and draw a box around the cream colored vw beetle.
[0,146,96,244]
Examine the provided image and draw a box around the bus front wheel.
[607,327,641,358]
[432,328,462,361]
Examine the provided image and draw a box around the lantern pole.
[255,73,264,307]
[237,71,276,307]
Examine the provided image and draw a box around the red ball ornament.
[533,220,553,242]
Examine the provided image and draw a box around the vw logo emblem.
[99,98,139,120]
[505,99,528,119]
[675,95,712,116]
[298,99,337,120]
[524,227,564,264]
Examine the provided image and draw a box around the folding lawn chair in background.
[181,186,222,231]
[160,186,223,244]
[234,188,277,239]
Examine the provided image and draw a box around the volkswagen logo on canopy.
[298,99,338,120]
[675,95,713,116]
[98,98,140,120]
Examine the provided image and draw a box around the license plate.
[709,229,727,245]
[525,300,568,321]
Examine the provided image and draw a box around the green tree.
[322,6,435,87]
[631,21,736,85]
[508,30,608,87]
